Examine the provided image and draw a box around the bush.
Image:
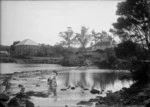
[60,55,82,66]
[95,60,109,69]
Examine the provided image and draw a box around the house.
[15,39,40,56]
[15,39,39,46]
[92,40,116,51]
[85,40,116,61]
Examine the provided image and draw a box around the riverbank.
[0,56,62,64]
[79,82,150,107]
[1,63,148,107]
[0,68,133,107]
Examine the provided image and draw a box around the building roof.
[15,39,39,46]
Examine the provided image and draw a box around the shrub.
[60,55,82,66]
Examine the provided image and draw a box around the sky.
[1,0,121,46]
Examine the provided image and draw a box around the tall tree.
[59,27,75,48]
[91,30,113,45]
[75,26,91,51]
[111,0,150,58]
[10,41,20,54]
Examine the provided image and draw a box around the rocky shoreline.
[0,69,150,107]
[77,82,150,107]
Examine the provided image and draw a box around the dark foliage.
[111,0,150,57]
[130,60,150,83]
[8,98,20,107]
[115,41,148,60]
[60,55,81,66]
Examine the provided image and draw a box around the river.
[0,63,67,74]
[0,63,132,107]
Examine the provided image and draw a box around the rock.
[16,92,29,99]
[88,98,99,102]
[36,84,40,87]
[71,87,75,90]
[96,96,103,100]
[95,103,108,107]
[98,100,105,104]
[107,90,112,93]
[26,100,35,107]
[77,101,93,106]
[12,78,18,80]
[60,88,67,91]
[0,93,9,102]
[146,102,150,107]
[8,97,35,107]
[101,90,104,92]
[8,98,20,107]
[18,84,23,88]
[83,88,89,91]
[90,89,100,94]
[25,91,48,98]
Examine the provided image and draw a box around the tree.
[111,0,150,83]
[115,40,147,60]
[74,26,91,52]
[111,0,150,59]
[37,44,52,57]
[10,41,20,55]
[91,30,113,45]
[59,27,75,48]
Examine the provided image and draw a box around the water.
[0,63,132,107]
[33,69,132,107]
[0,63,68,74]
[58,70,131,92]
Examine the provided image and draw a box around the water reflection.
[58,70,132,92]
[92,72,118,90]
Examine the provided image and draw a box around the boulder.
[90,89,100,94]
[71,87,75,90]
[8,98,20,107]
[77,101,93,106]
[83,88,89,91]
[60,88,67,91]
[25,100,34,107]
[0,93,9,102]
[8,97,35,107]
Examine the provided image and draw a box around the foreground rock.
[92,83,150,107]
[90,89,100,94]
[0,93,10,107]
[0,93,9,102]
[77,101,93,106]
[8,97,35,107]
[25,91,49,98]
